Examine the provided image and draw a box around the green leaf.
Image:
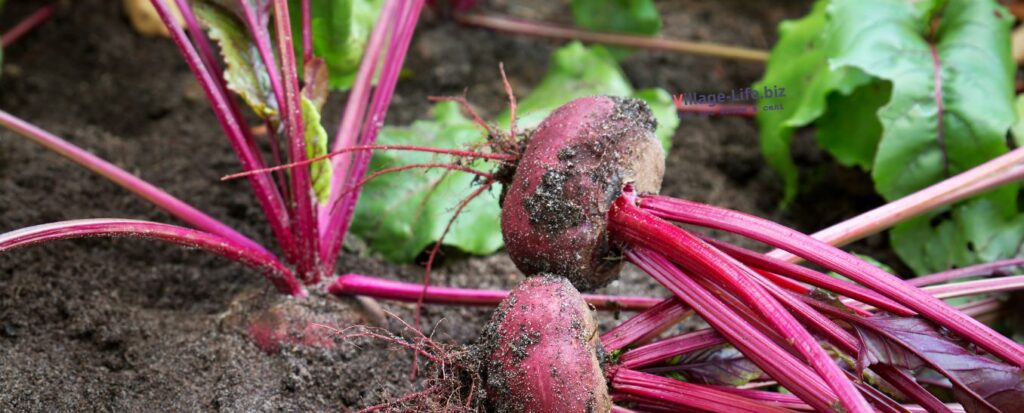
[194,1,278,121]
[814,81,891,170]
[824,0,1019,274]
[497,42,678,151]
[754,0,869,204]
[826,0,1016,201]
[893,198,1024,275]
[291,0,383,90]
[301,96,332,204]
[570,0,662,59]
[350,101,503,262]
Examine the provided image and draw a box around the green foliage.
[193,1,279,121]
[290,0,383,90]
[757,0,1020,274]
[570,0,662,58]
[300,96,332,203]
[497,42,679,152]
[828,0,1015,202]
[350,101,504,263]
[753,0,875,204]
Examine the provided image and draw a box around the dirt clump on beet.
[501,96,664,290]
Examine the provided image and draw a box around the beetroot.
[501,96,664,290]
[481,274,611,413]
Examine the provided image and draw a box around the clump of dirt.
[0,0,886,411]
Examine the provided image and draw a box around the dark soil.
[0,0,896,411]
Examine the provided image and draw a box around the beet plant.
[1,0,423,297]
[4,1,1024,412]
[326,94,1024,412]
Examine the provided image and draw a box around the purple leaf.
[650,345,765,386]
[854,315,1024,413]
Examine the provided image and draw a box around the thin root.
[221,144,515,181]
[327,163,496,216]
[428,93,498,138]
[411,178,498,377]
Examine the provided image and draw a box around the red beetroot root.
[481,274,611,413]
[501,96,664,290]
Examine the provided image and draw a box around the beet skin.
[501,96,664,290]
[481,275,611,413]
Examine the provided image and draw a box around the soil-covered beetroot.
[501,96,665,290]
[480,274,611,413]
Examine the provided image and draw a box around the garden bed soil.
[0,0,894,410]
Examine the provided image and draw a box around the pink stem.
[150,0,296,264]
[0,219,304,296]
[766,146,1024,264]
[321,0,425,271]
[958,297,1003,318]
[301,0,313,62]
[322,0,398,228]
[611,369,794,413]
[272,0,319,282]
[618,328,723,370]
[611,195,872,413]
[676,103,757,117]
[703,236,914,315]
[1,4,55,47]
[238,0,288,123]
[0,110,266,254]
[625,247,840,412]
[176,0,268,174]
[600,298,692,352]
[640,195,1024,367]
[908,258,1024,287]
[922,275,1024,300]
[708,386,813,411]
[452,12,769,62]
[327,274,661,311]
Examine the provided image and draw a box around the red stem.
[0,219,303,296]
[611,195,872,413]
[922,275,1024,300]
[0,110,266,254]
[639,195,1024,367]
[321,0,427,272]
[706,386,813,411]
[327,274,662,311]
[908,258,1024,287]
[272,0,320,282]
[238,1,288,120]
[1,4,56,48]
[625,247,840,412]
[150,0,297,266]
[618,328,723,370]
[322,0,398,243]
[611,369,792,413]
[176,0,270,192]
[301,0,313,62]
[703,236,914,315]
[600,298,692,352]
[676,102,757,117]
